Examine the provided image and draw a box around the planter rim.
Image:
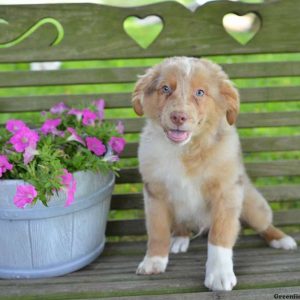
[0,171,115,220]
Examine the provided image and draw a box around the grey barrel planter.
[0,171,114,279]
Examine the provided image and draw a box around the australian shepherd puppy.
[132,57,297,291]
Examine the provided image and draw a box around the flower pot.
[0,171,114,279]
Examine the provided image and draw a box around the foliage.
[0,101,125,208]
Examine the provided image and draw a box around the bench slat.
[111,185,300,210]
[113,112,300,132]
[1,61,300,88]
[121,136,300,158]
[106,210,300,236]
[1,86,300,113]
[116,160,300,184]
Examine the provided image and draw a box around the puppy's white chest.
[167,175,210,229]
[144,148,209,228]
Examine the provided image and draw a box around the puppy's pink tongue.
[167,130,189,142]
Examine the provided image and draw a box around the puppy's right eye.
[162,85,172,94]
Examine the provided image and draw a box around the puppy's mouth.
[165,129,191,143]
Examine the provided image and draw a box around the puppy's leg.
[170,223,190,254]
[204,184,242,291]
[136,183,171,275]
[241,180,297,250]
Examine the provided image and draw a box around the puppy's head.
[132,57,239,145]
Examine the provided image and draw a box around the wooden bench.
[1,0,300,298]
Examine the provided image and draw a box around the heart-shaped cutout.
[123,16,163,49]
[223,13,261,45]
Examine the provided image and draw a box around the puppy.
[132,57,297,291]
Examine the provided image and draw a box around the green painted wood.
[0,234,299,298]
[101,287,300,300]
[0,93,131,112]
[111,184,300,210]
[1,86,300,113]
[1,61,300,88]
[1,0,300,62]
[109,112,300,133]
[116,160,300,184]
[106,210,300,236]
[121,136,300,158]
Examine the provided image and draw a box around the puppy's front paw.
[205,266,237,291]
[136,255,168,275]
[204,243,237,291]
[269,235,297,250]
[170,236,190,254]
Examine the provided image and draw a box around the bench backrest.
[0,0,300,238]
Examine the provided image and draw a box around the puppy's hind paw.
[269,235,297,250]
[136,255,168,275]
[170,236,190,254]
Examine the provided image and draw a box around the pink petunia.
[6,120,27,134]
[50,102,69,114]
[116,121,125,134]
[23,142,39,165]
[0,155,13,178]
[86,137,106,156]
[66,127,86,146]
[9,127,39,153]
[13,184,37,209]
[68,108,83,121]
[61,169,77,207]
[93,99,105,120]
[40,118,63,136]
[108,136,126,154]
[82,109,97,126]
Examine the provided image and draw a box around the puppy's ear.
[221,80,240,125]
[132,80,144,116]
[132,68,157,116]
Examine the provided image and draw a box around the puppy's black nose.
[170,111,188,126]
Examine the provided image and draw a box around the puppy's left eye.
[196,89,205,97]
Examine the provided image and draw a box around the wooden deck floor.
[1,233,299,300]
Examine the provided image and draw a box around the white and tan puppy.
[132,57,297,291]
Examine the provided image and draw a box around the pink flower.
[6,120,27,134]
[13,184,37,209]
[61,169,76,207]
[86,137,106,156]
[23,142,39,165]
[93,99,105,120]
[9,127,39,153]
[50,102,69,114]
[0,155,13,178]
[66,127,85,146]
[41,118,63,136]
[108,137,126,154]
[68,109,83,121]
[82,109,97,126]
[116,121,124,134]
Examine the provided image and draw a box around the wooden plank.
[104,232,300,254]
[1,86,300,113]
[101,287,300,300]
[116,160,300,184]
[106,210,300,236]
[1,61,300,88]
[108,112,300,133]
[0,93,131,113]
[1,0,300,61]
[1,270,299,299]
[240,86,300,103]
[0,67,145,88]
[111,185,300,210]
[223,61,300,79]
[121,136,300,158]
